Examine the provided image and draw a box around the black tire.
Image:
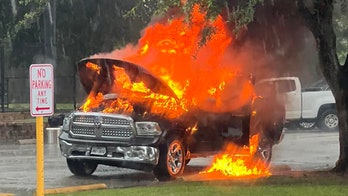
[317,109,338,131]
[67,159,98,176]
[154,138,186,181]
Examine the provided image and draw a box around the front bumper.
[59,138,159,166]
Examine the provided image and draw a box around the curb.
[44,183,107,194]
[17,139,36,145]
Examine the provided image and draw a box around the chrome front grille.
[71,125,95,136]
[102,116,130,125]
[103,127,133,137]
[73,115,95,123]
[70,114,134,139]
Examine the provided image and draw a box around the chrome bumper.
[59,139,159,165]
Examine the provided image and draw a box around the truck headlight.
[135,122,162,136]
[62,117,71,132]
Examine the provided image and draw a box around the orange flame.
[130,6,253,111]
[81,92,104,112]
[86,62,101,75]
[81,65,185,119]
[93,4,254,114]
[201,134,271,178]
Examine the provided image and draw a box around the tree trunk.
[335,65,348,172]
[297,0,348,172]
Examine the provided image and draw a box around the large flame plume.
[93,4,255,113]
[84,4,271,178]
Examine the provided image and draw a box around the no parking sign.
[29,64,54,116]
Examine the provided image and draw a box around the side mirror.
[48,114,65,127]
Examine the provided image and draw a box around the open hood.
[77,58,178,99]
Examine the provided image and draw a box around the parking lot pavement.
[0,129,340,195]
[271,129,339,171]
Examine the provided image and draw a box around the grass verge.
[51,172,348,196]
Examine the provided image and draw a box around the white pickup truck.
[255,77,338,131]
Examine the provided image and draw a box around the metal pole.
[0,45,4,112]
[51,0,57,111]
[73,65,76,109]
[36,116,44,196]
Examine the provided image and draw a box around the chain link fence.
[0,75,86,113]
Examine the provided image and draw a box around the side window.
[276,80,296,93]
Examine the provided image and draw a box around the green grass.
[52,173,348,196]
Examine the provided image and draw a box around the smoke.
[91,44,138,60]
[233,0,321,85]
[33,54,56,66]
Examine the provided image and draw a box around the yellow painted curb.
[0,193,14,196]
[44,183,107,195]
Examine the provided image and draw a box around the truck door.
[255,77,302,120]
[274,78,302,120]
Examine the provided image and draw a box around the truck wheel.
[255,134,273,164]
[154,138,186,181]
[251,122,273,164]
[67,159,97,176]
[317,109,338,131]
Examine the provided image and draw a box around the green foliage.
[142,0,264,43]
[2,0,152,68]
[1,0,48,41]
[199,26,216,48]
[230,0,264,34]
[55,0,150,62]
[124,0,159,22]
[150,0,263,29]
[12,3,46,37]
[333,0,348,64]
[2,0,266,67]
[180,0,225,20]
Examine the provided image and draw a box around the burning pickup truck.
[58,57,285,180]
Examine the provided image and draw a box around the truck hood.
[78,58,178,99]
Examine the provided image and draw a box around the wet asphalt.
[0,128,339,195]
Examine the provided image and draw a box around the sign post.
[29,64,54,196]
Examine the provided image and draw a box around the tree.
[0,0,49,111]
[55,0,153,64]
[297,0,348,172]
[0,0,46,63]
[0,0,48,41]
